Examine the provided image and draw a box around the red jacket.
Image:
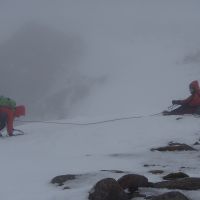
[180,80,200,106]
[0,105,25,135]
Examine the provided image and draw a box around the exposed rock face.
[152,177,200,190]
[149,170,164,175]
[150,191,189,200]
[151,143,196,151]
[163,172,189,180]
[117,174,149,192]
[51,174,77,186]
[193,141,200,145]
[88,178,128,200]
[100,170,126,174]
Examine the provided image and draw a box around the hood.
[189,80,200,92]
[15,105,26,117]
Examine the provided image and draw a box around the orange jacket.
[0,105,25,135]
[180,80,200,106]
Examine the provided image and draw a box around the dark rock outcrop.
[163,172,189,180]
[88,178,128,200]
[151,143,196,152]
[150,191,189,200]
[117,174,149,193]
[144,164,157,167]
[149,170,164,175]
[51,174,77,186]
[152,177,200,190]
[100,170,126,174]
[193,141,200,145]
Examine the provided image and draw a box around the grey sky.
[1,0,200,120]
[0,1,98,120]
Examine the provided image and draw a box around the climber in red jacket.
[0,105,25,136]
[163,80,200,115]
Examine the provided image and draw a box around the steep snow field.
[0,1,200,200]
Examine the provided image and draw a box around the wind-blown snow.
[0,1,200,200]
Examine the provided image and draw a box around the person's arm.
[172,96,192,105]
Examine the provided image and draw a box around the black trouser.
[0,112,7,131]
[167,105,199,115]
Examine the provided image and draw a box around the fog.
[1,0,200,120]
[0,1,104,120]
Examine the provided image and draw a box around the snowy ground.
[0,1,200,200]
[0,115,200,200]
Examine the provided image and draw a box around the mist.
[0,1,103,120]
[1,0,200,120]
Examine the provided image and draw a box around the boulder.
[163,172,189,180]
[150,191,189,200]
[117,174,149,193]
[152,177,200,190]
[88,178,128,200]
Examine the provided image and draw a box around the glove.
[172,100,181,105]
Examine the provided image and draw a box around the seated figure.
[163,80,200,115]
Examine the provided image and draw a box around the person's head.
[189,85,195,94]
[189,80,200,94]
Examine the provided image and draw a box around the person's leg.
[6,111,14,136]
[0,112,7,131]
[163,105,197,115]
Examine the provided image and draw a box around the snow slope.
[0,1,200,200]
[1,116,200,200]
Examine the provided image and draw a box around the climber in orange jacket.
[0,104,25,136]
[163,80,200,115]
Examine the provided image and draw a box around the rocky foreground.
[51,140,200,200]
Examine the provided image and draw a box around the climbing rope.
[15,112,162,126]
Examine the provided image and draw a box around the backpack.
[0,96,16,109]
